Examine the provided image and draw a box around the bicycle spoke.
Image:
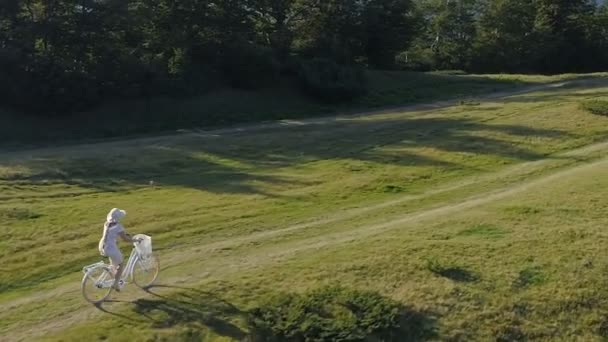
[82,267,113,303]
[132,255,159,289]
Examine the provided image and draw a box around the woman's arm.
[119,231,137,243]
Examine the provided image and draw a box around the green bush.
[580,100,608,116]
[395,48,433,71]
[18,67,99,115]
[221,42,280,89]
[248,286,411,342]
[297,58,368,103]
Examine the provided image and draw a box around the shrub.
[395,48,433,71]
[297,58,368,103]
[0,56,101,115]
[248,286,404,342]
[580,100,608,116]
[512,266,546,289]
[221,42,280,89]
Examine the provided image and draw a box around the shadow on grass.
[427,259,480,283]
[433,267,479,282]
[0,70,533,146]
[247,285,438,342]
[0,114,573,196]
[132,284,248,340]
[94,299,156,323]
[3,71,598,197]
[1,71,590,199]
[108,284,439,341]
[500,82,608,104]
[250,307,438,342]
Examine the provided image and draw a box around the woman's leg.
[107,249,124,290]
[113,263,124,290]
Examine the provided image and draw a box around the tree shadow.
[118,284,440,341]
[427,260,480,283]
[93,299,157,323]
[0,149,312,197]
[0,70,536,146]
[130,285,248,340]
[0,112,574,196]
[433,266,479,283]
[247,285,439,342]
[249,306,438,342]
[500,81,608,104]
[393,308,439,342]
[201,116,571,172]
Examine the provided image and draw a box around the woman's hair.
[104,221,118,228]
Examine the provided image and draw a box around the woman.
[98,208,138,291]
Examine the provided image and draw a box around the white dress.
[98,223,125,264]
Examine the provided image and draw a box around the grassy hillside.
[1,71,606,147]
[0,78,607,341]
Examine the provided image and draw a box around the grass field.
[1,77,608,341]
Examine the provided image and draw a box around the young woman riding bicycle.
[98,208,139,291]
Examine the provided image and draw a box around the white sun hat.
[106,208,127,223]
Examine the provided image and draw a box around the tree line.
[1,0,607,114]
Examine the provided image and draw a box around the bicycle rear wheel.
[82,266,113,304]
[132,254,160,289]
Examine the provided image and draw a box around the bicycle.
[81,234,160,304]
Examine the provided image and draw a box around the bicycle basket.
[133,234,152,258]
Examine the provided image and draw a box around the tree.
[473,0,538,72]
[407,0,481,70]
[364,0,416,68]
[251,0,303,60]
[533,0,598,72]
[293,0,416,68]
[1,0,607,116]
[293,0,366,64]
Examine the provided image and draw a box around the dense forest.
[1,0,607,114]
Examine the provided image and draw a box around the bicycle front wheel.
[132,254,160,289]
[82,266,113,304]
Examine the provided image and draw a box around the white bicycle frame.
[82,246,142,288]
